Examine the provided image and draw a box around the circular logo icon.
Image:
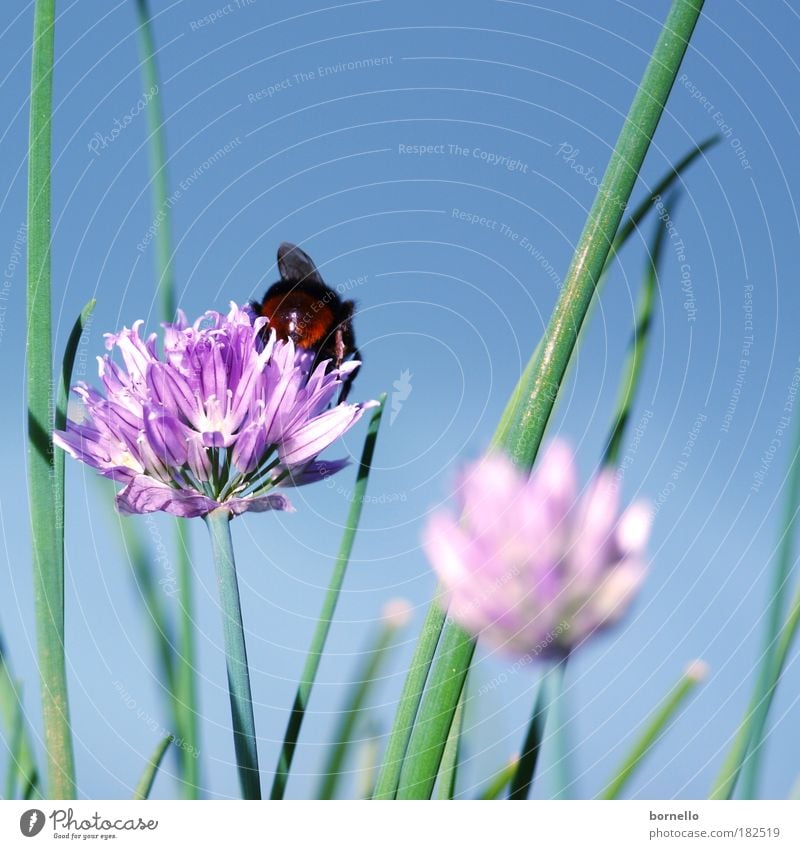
[19,810,46,837]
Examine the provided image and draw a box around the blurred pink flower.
[423,441,652,658]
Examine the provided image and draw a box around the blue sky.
[2,0,800,799]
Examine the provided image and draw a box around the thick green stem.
[27,0,76,799]
[397,0,705,802]
[271,397,386,799]
[395,621,476,799]
[204,509,260,799]
[372,595,447,799]
[502,0,705,471]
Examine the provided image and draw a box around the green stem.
[711,579,800,799]
[740,410,800,798]
[132,735,174,800]
[372,595,447,799]
[395,620,476,799]
[551,661,573,800]
[398,0,704,801]
[500,0,705,472]
[204,509,261,799]
[494,137,716,452]
[318,619,397,800]
[604,198,674,465]
[601,661,706,799]
[271,397,386,799]
[437,679,466,799]
[134,0,175,320]
[175,520,200,798]
[27,0,76,799]
[509,661,565,800]
[134,0,198,798]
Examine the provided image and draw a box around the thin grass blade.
[478,757,519,800]
[132,735,174,800]
[271,396,386,799]
[711,577,800,799]
[603,197,675,465]
[133,1,199,797]
[600,660,707,799]
[134,0,175,320]
[508,661,565,800]
[317,612,402,800]
[740,400,800,797]
[0,638,40,800]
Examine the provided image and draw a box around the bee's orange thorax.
[260,291,335,348]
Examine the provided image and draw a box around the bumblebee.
[252,242,361,401]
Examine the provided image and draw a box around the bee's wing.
[277,242,325,284]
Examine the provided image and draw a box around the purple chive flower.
[54,303,377,518]
[423,441,652,659]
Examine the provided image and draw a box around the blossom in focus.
[423,441,652,659]
[54,303,377,518]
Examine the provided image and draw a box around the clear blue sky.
[2,0,800,799]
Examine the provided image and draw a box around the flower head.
[423,441,651,659]
[54,303,377,518]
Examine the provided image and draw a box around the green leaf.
[394,0,706,801]
[27,0,76,798]
[133,735,174,800]
[601,661,706,799]
[271,396,386,799]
